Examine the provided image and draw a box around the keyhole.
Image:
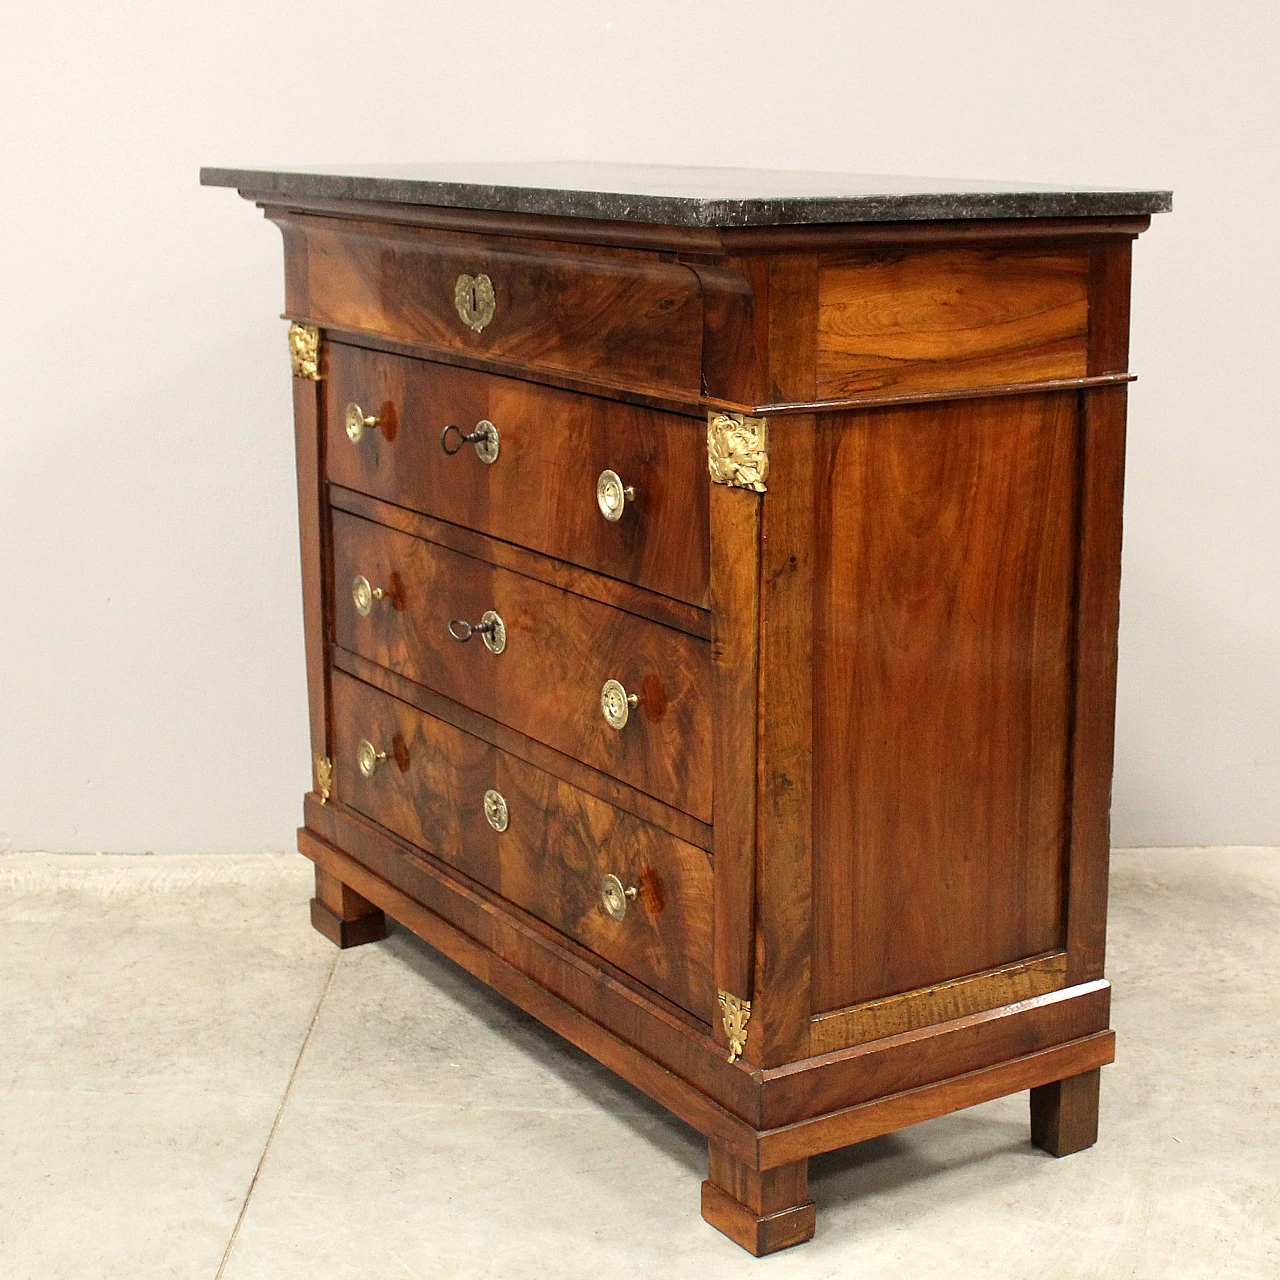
[468,283,479,315]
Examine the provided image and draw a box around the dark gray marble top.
[200,161,1171,228]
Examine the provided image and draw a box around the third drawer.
[332,507,713,822]
[330,668,714,1020]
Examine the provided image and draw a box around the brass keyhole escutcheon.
[600,873,638,922]
[356,739,387,778]
[454,273,496,333]
[351,575,385,617]
[600,679,638,731]
[483,788,509,833]
[596,470,635,522]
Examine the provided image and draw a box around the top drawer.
[279,214,704,395]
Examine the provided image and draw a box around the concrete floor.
[1,849,1276,1279]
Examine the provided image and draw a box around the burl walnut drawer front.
[284,214,704,394]
[330,669,715,1019]
[332,509,713,822]
[326,343,709,609]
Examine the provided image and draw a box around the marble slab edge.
[199,167,1173,228]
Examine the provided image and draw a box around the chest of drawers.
[203,162,1169,1255]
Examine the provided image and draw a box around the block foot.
[701,1141,814,1256]
[1031,1067,1101,1156]
[310,866,387,949]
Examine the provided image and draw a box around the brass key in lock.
[440,420,500,463]
[447,610,506,654]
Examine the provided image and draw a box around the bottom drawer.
[330,670,714,1021]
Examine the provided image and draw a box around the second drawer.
[332,509,713,822]
[325,343,710,609]
[331,669,714,1020]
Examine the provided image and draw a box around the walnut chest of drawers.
[203,162,1169,1255]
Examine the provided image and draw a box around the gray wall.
[2,1,1275,852]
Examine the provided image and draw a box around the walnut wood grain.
[718,254,772,407]
[324,342,709,609]
[751,253,820,1068]
[710,483,762,1045]
[330,669,714,1018]
[332,509,712,821]
[685,260,759,404]
[291,364,330,782]
[333,647,712,850]
[816,247,1089,397]
[272,212,705,395]
[1065,386,1128,983]
[1087,238,1134,375]
[330,486,710,641]
[321,323,707,417]
[809,952,1069,1053]
[811,391,1079,1012]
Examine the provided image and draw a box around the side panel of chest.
[810,390,1080,1012]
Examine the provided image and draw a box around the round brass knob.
[351,574,385,617]
[447,609,506,654]
[345,402,380,443]
[356,739,387,778]
[596,470,635,522]
[600,873,638,922]
[483,788,509,832]
[600,679,638,731]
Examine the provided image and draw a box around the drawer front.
[331,670,714,1019]
[333,510,713,822]
[326,343,709,609]
[285,214,704,394]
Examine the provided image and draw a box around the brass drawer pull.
[483,788,509,832]
[600,679,638,731]
[356,739,387,778]
[351,574,385,617]
[345,402,381,443]
[440,419,500,464]
[596,470,635,522]
[600,873,638,921]
[447,609,506,654]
